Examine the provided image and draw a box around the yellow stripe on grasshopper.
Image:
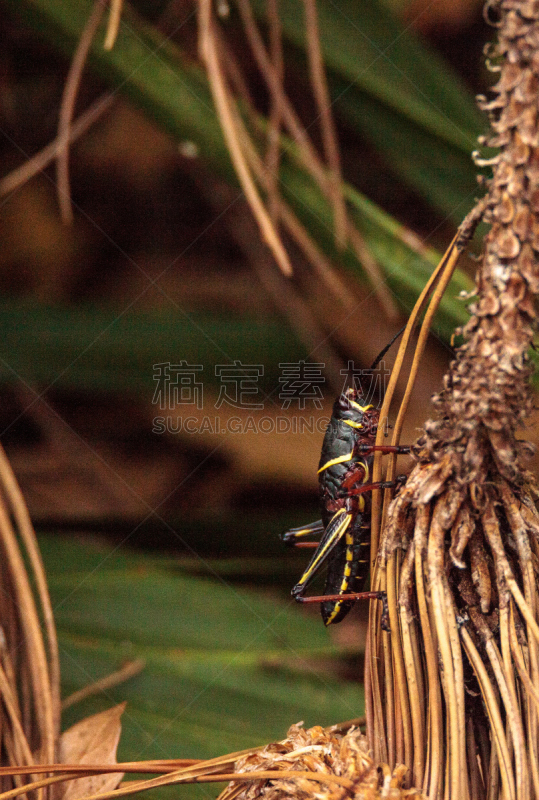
[344,419,363,430]
[324,531,356,625]
[325,603,343,625]
[295,510,352,589]
[349,399,373,413]
[324,570,352,626]
[318,452,353,474]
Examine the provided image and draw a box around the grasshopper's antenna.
[370,326,406,371]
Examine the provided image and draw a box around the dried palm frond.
[366,2,539,798]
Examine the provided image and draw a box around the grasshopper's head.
[335,387,372,421]
[328,387,380,440]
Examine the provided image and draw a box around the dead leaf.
[58,703,126,800]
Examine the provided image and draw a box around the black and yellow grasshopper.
[283,343,409,626]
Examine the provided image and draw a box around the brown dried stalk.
[0,726,417,800]
[61,660,145,711]
[302,0,347,250]
[56,0,107,224]
[104,0,123,51]
[0,443,60,790]
[0,94,114,198]
[212,64,354,307]
[366,2,539,798]
[265,0,284,225]
[209,0,398,316]
[198,0,292,276]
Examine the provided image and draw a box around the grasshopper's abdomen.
[321,512,372,625]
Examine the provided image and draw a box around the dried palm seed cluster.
[219,724,421,800]
[420,0,539,482]
[366,1,539,798]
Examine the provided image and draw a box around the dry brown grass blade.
[0,444,61,800]
[479,615,528,800]
[198,0,292,276]
[265,0,283,225]
[0,94,114,197]
[183,771,355,788]
[231,0,397,316]
[217,784,245,800]
[0,762,200,778]
[398,541,425,790]
[325,717,366,733]
[428,497,463,799]
[509,608,539,712]
[0,490,56,766]
[386,551,412,775]
[466,716,484,800]
[234,0,335,193]
[0,662,34,769]
[217,29,355,305]
[371,196,487,545]
[0,439,61,800]
[414,505,442,800]
[302,0,346,250]
[482,505,539,648]
[104,0,123,50]
[61,660,145,711]
[510,605,539,799]
[0,772,90,800]
[366,202,485,782]
[56,0,106,224]
[214,26,256,112]
[0,768,356,800]
[369,229,461,563]
[364,633,388,767]
[383,622,396,764]
[279,205,352,308]
[461,627,515,800]
[220,83,354,307]
[365,578,388,766]
[0,749,266,800]
[0,443,60,738]
[375,198,488,518]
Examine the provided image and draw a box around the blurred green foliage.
[0,0,496,776]
[1,0,487,392]
[45,535,365,797]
